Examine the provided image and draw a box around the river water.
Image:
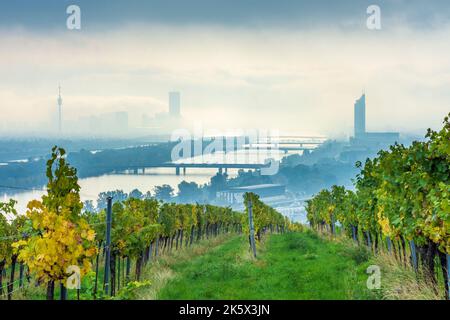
[2,150,288,214]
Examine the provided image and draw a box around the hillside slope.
[137,231,376,300]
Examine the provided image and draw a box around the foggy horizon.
[1,0,450,139]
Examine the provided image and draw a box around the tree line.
[0,146,298,300]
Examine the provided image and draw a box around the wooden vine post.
[103,196,113,296]
[247,199,257,258]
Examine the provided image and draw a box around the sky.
[0,0,450,138]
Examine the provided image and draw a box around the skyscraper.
[169,91,181,117]
[354,94,365,137]
[57,85,63,133]
[350,93,399,148]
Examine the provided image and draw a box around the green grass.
[153,231,376,300]
[5,231,378,300]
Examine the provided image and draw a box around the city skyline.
[1,1,450,138]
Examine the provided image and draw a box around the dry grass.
[373,251,445,300]
[311,228,446,300]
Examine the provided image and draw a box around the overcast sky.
[1,0,449,137]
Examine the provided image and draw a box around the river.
[2,149,289,214]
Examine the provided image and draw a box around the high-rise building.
[114,111,128,131]
[350,93,399,148]
[169,91,181,117]
[354,94,365,137]
[57,86,63,133]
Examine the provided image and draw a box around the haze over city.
[0,1,449,303]
[1,0,450,138]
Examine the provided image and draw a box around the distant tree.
[177,181,203,203]
[278,164,338,195]
[153,184,174,202]
[207,173,231,200]
[280,154,302,168]
[83,200,96,213]
[209,173,228,195]
[129,188,143,199]
[69,143,175,178]
[226,170,271,189]
[97,190,128,211]
[143,191,153,199]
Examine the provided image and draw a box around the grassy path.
[143,231,376,300]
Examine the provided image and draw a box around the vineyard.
[1,115,448,300]
[0,147,297,300]
[306,113,450,299]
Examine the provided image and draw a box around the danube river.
[2,149,288,213]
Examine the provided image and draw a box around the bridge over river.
[116,162,270,176]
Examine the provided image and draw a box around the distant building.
[141,91,184,134]
[169,91,181,117]
[217,184,286,205]
[76,111,128,136]
[350,94,399,147]
[354,94,365,137]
